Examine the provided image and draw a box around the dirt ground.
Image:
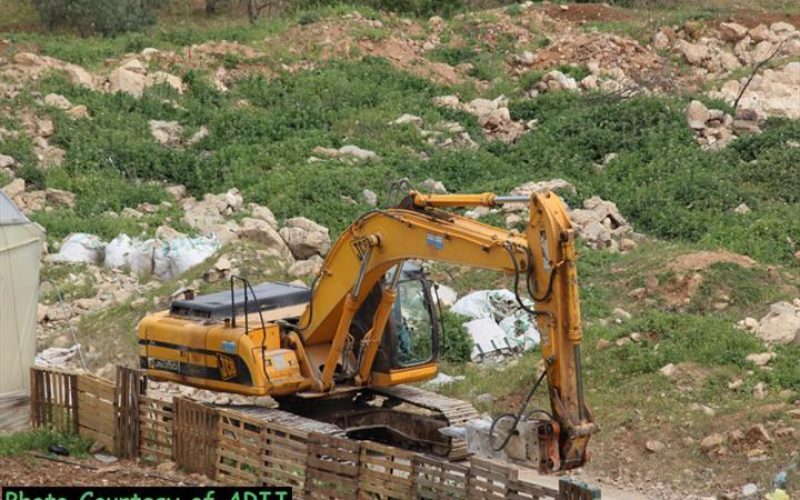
[0,455,206,486]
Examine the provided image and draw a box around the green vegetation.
[0,428,91,457]
[6,57,796,265]
[439,311,473,362]
[31,0,163,36]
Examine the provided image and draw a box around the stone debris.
[708,61,800,122]
[685,100,744,150]
[500,180,633,251]
[149,120,183,147]
[311,145,379,162]
[746,352,775,367]
[43,93,72,110]
[106,58,185,97]
[419,178,447,194]
[279,217,331,260]
[739,300,800,345]
[569,196,633,251]
[362,189,378,206]
[288,255,324,278]
[432,95,533,144]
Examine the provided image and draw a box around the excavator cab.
[351,263,440,384]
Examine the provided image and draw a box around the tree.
[31,0,162,36]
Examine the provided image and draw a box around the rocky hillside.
[2,1,800,498]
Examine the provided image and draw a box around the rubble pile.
[500,179,637,252]
[390,114,478,150]
[708,61,800,121]
[684,99,762,150]
[432,95,536,144]
[661,21,799,79]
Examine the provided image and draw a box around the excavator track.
[367,385,479,460]
[275,386,478,460]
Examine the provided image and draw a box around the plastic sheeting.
[34,344,82,368]
[451,289,540,361]
[49,233,105,265]
[51,231,220,280]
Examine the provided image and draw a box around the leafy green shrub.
[439,311,472,362]
[31,0,163,36]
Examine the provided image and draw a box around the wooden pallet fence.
[139,395,173,462]
[304,432,361,500]
[507,478,562,500]
[77,374,116,451]
[29,367,78,433]
[558,478,601,500]
[261,420,311,491]
[466,457,518,499]
[412,455,469,499]
[115,366,145,458]
[173,397,219,478]
[216,408,267,485]
[358,440,415,500]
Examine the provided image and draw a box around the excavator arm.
[295,190,596,471]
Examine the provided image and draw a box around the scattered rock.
[149,120,183,148]
[0,154,15,169]
[108,63,147,97]
[44,93,72,110]
[752,382,766,400]
[391,113,423,128]
[419,178,447,194]
[475,393,494,405]
[645,440,665,453]
[362,189,378,206]
[596,339,612,351]
[288,255,324,278]
[746,423,772,444]
[719,22,749,42]
[248,204,278,230]
[755,301,800,345]
[279,217,331,260]
[700,433,725,453]
[2,178,25,198]
[734,203,751,214]
[165,185,187,202]
[659,363,677,378]
[686,100,710,129]
[676,40,709,65]
[741,483,758,498]
[746,352,774,367]
[339,144,378,161]
[45,189,76,208]
[67,105,90,120]
[238,218,293,261]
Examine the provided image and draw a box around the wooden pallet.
[29,367,78,433]
[412,455,469,499]
[507,478,561,500]
[115,366,144,458]
[466,457,518,499]
[216,408,266,485]
[77,374,115,451]
[558,478,602,500]
[304,432,361,500]
[358,440,415,500]
[139,395,173,463]
[173,397,219,478]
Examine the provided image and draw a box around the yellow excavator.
[138,190,596,472]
